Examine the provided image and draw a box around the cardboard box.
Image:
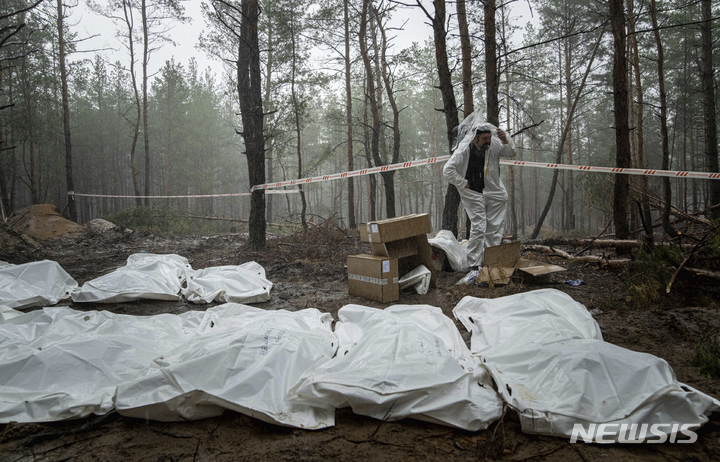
[371,234,436,289]
[478,241,566,285]
[347,254,399,303]
[359,214,431,243]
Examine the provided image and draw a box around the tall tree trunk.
[564,37,573,231]
[141,0,150,206]
[122,0,143,207]
[626,0,652,233]
[610,0,631,240]
[0,70,9,217]
[237,0,265,249]
[375,6,399,219]
[344,0,355,228]
[701,0,719,216]
[56,0,76,222]
[485,0,499,126]
[362,83,376,221]
[20,60,38,203]
[457,0,473,117]
[501,4,516,238]
[359,0,387,218]
[650,0,673,235]
[263,7,274,225]
[418,0,460,234]
[690,110,697,213]
[290,14,307,230]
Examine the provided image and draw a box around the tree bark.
[456,0,473,117]
[344,0,355,228]
[56,0,76,222]
[610,0,631,240]
[142,0,150,207]
[360,0,393,219]
[122,0,143,207]
[263,6,274,225]
[701,0,719,216]
[485,0,499,126]
[626,0,652,234]
[563,36,573,231]
[289,13,307,230]
[237,0,265,250]
[375,6,399,219]
[417,0,460,234]
[650,0,673,235]
[501,3,516,238]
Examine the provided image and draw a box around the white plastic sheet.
[182,262,272,304]
[0,260,77,309]
[453,289,720,441]
[0,305,337,428]
[398,265,431,295]
[428,230,468,272]
[72,253,192,303]
[0,306,204,422]
[289,304,503,431]
[115,305,337,429]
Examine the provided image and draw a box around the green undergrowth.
[693,328,720,379]
[105,206,230,235]
[622,244,685,310]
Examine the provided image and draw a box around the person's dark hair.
[475,128,491,137]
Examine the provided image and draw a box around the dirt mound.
[8,204,83,241]
[0,221,44,263]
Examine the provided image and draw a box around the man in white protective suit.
[443,112,515,285]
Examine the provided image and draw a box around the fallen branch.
[525,245,631,268]
[630,185,713,227]
[524,238,692,249]
[684,267,720,280]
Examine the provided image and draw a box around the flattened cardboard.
[478,241,566,285]
[359,214,431,243]
[347,254,399,303]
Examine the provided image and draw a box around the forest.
[0,0,717,247]
[2,1,720,460]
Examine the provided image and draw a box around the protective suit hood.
[451,111,497,155]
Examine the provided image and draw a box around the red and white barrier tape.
[69,156,720,199]
[501,160,720,180]
[68,190,299,199]
[251,156,720,191]
[251,156,453,191]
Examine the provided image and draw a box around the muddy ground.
[1,220,720,462]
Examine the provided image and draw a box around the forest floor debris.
[1,218,720,461]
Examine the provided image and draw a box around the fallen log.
[524,245,631,268]
[523,238,693,249]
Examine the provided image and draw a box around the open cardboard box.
[358,214,436,290]
[347,254,399,303]
[478,241,566,285]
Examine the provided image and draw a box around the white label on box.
[371,224,379,234]
[348,274,388,285]
[366,224,372,242]
[382,260,390,273]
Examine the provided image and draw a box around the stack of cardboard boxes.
[348,214,436,303]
